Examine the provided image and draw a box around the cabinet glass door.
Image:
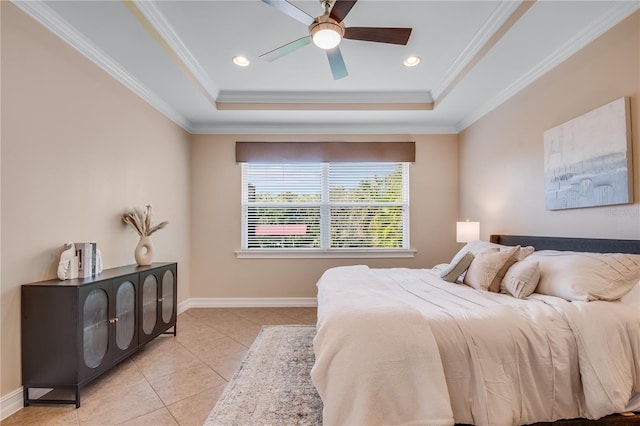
[115,281,136,350]
[161,270,174,323]
[83,288,109,368]
[142,275,158,335]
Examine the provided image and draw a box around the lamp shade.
[456,221,479,243]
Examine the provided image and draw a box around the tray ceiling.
[12,0,639,134]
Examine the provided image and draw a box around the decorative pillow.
[530,250,640,302]
[449,240,534,266]
[517,246,535,261]
[488,246,521,292]
[464,247,518,292]
[501,260,541,298]
[440,252,475,282]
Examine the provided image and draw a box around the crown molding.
[456,0,640,132]
[216,90,433,104]
[190,121,458,135]
[11,0,193,131]
[129,1,220,103]
[216,102,433,111]
[431,0,524,101]
[15,0,636,137]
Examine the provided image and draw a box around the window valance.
[235,141,415,163]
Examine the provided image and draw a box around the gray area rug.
[204,325,323,426]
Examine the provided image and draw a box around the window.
[241,162,410,253]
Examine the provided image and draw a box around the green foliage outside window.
[245,164,407,249]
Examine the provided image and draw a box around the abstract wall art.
[544,97,633,210]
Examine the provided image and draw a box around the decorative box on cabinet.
[21,262,177,408]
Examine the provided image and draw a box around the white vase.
[134,236,153,266]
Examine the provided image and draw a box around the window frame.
[237,162,415,259]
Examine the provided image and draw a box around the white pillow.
[449,240,534,266]
[501,260,541,299]
[449,241,498,266]
[529,250,640,302]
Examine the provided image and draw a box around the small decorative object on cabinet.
[56,242,78,280]
[135,236,154,266]
[21,262,177,408]
[122,204,168,266]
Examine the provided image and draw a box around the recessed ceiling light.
[233,56,250,67]
[403,55,421,67]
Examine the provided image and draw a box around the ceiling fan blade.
[329,0,358,23]
[261,0,315,26]
[260,36,312,62]
[326,47,348,80]
[344,27,412,45]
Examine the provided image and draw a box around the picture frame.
[544,97,633,210]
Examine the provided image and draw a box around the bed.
[311,235,640,426]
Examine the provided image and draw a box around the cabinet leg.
[162,323,177,336]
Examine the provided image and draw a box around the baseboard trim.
[1,388,23,421]
[1,387,53,420]
[178,297,317,312]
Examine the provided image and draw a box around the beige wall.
[459,12,640,240]
[190,134,459,298]
[1,3,191,397]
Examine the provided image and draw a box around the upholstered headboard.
[490,235,640,255]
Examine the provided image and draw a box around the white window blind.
[241,162,409,251]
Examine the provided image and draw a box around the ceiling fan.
[260,0,413,80]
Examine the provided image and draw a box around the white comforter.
[311,265,640,426]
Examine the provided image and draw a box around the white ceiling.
[13,0,639,134]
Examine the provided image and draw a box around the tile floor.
[3,307,317,426]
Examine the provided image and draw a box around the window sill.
[235,249,416,259]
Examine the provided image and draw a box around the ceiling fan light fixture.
[310,18,344,50]
[403,55,421,67]
[232,55,250,67]
[313,28,341,49]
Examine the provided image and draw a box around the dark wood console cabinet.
[21,262,177,408]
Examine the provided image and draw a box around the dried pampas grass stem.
[122,204,168,237]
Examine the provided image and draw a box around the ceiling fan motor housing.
[310,15,345,41]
